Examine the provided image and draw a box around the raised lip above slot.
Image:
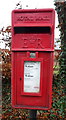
[13,23,52,27]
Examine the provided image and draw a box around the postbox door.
[12,51,53,110]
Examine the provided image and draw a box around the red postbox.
[11,9,55,110]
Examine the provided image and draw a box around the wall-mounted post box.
[11,9,55,110]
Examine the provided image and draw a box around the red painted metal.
[11,9,55,110]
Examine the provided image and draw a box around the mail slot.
[11,9,55,110]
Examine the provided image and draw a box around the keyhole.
[20,77,22,80]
